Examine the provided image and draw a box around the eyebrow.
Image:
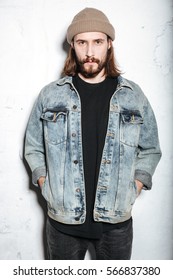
[75,38,106,43]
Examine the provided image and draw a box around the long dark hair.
[62,41,122,77]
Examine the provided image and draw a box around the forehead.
[74,32,107,41]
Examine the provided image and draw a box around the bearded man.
[24,8,161,260]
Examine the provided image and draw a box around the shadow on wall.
[57,36,70,78]
[23,156,48,259]
[62,36,69,56]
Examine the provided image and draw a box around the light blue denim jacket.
[25,75,161,224]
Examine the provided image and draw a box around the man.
[25,8,161,260]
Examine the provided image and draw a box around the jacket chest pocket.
[120,110,143,147]
[41,108,68,145]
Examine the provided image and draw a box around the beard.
[75,55,107,78]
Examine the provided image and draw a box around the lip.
[85,61,97,65]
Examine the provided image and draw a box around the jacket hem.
[47,208,132,225]
[47,209,86,225]
[94,211,132,224]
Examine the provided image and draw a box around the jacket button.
[73,105,77,110]
[102,159,111,164]
[74,160,78,164]
[107,132,115,137]
[72,133,76,137]
[76,188,80,192]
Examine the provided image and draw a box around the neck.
[78,69,106,84]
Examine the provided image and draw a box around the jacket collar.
[56,76,72,86]
[56,75,133,90]
[117,76,133,90]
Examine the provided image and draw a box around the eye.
[95,39,103,45]
[77,40,86,45]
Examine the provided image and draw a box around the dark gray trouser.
[46,218,133,260]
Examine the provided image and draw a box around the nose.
[86,42,94,57]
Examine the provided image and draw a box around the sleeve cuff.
[135,169,152,190]
[32,166,47,186]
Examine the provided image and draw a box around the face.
[72,32,111,79]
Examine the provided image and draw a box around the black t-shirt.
[49,75,131,239]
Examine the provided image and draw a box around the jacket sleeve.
[24,91,47,186]
[134,96,162,189]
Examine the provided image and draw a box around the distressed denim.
[46,218,133,260]
[25,75,161,224]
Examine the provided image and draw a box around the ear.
[71,41,74,48]
[108,39,112,50]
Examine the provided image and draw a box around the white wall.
[0,0,172,260]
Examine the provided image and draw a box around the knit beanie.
[67,7,115,44]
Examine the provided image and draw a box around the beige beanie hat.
[67,7,115,44]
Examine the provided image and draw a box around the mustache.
[82,57,100,64]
